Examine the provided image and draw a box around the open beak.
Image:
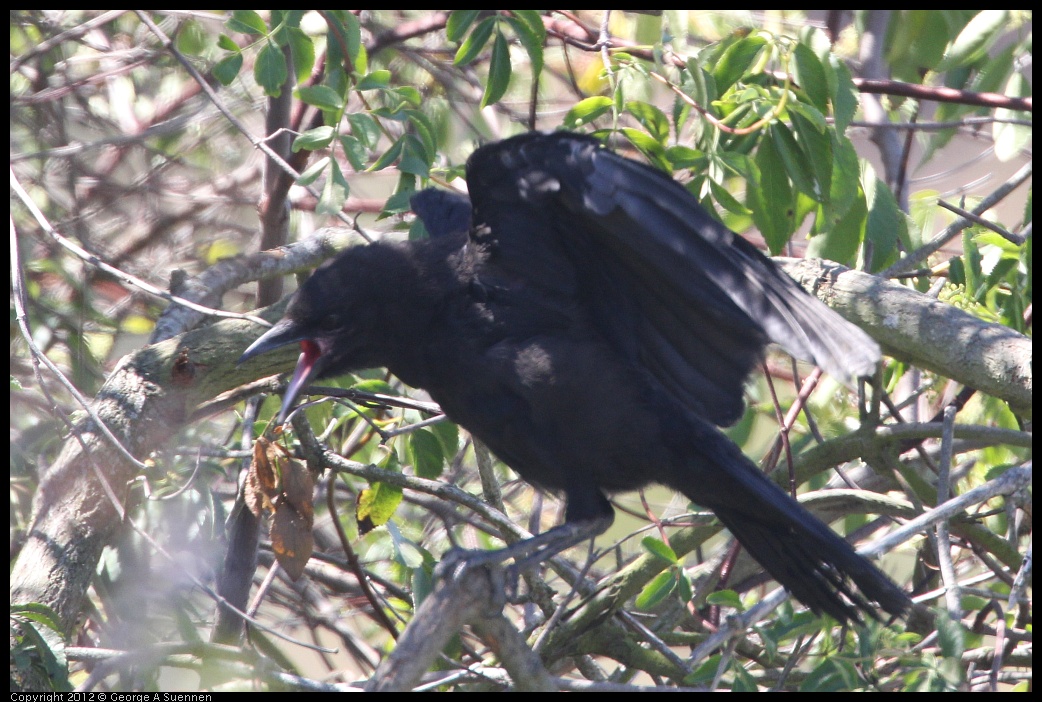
[240,319,326,423]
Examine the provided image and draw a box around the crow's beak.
[240,318,325,423]
[240,317,307,362]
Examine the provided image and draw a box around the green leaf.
[862,168,906,271]
[821,132,859,230]
[801,657,859,692]
[975,230,1022,256]
[384,185,417,217]
[175,21,206,55]
[316,159,349,215]
[341,11,363,68]
[748,138,795,254]
[454,16,496,66]
[281,10,305,28]
[684,57,715,109]
[269,10,289,43]
[296,85,343,111]
[827,58,858,133]
[666,144,705,170]
[509,10,545,43]
[12,614,70,691]
[886,10,954,81]
[339,134,368,171]
[321,13,352,76]
[563,96,614,129]
[481,29,512,108]
[387,520,425,568]
[938,10,1010,71]
[791,42,828,113]
[228,10,267,36]
[11,603,64,634]
[217,34,240,52]
[625,101,670,142]
[635,569,677,609]
[993,72,1031,162]
[446,9,481,42]
[286,27,315,84]
[352,378,398,396]
[255,41,288,97]
[713,34,768,93]
[768,122,818,200]
[935,610,966,659]
[347,113,381,148]
[618,127,670,172]
[733,661,759,692]
[399,136,431,177]
[407,428,446,479]
[411,563,434,607]
[370,136,405,172]
[709,179,749,217]
[705,589,744,609]
[353,43,369,76]
[971,41,1017,94]
[292,126,335,152]
[789,106,832,201]
[921,41,1014,166]
[684,655,724,686]
[406,109,435,153]
[212,53,243,85]
[506,13,544,79]
[296,156,329,186]
[677,571,693,603]
[357,480,403,527]
[807,187,866,266]
[404,88,427,109]
[641,536,678,564]
[429,420,459,458]
[907,189,940,253]
[322,32,349,96]
[355,69,392,91]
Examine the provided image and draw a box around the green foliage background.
[10,10,1032,692]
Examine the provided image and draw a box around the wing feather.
[458,132,879,425]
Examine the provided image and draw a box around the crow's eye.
[318,314,341,332]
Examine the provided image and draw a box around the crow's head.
[238,243,419,422]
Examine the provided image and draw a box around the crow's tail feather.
[709,501,908,623]
[664,428,909,624]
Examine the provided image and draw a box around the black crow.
[240,131,908,622]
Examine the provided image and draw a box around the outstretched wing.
[456,131,879,426]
